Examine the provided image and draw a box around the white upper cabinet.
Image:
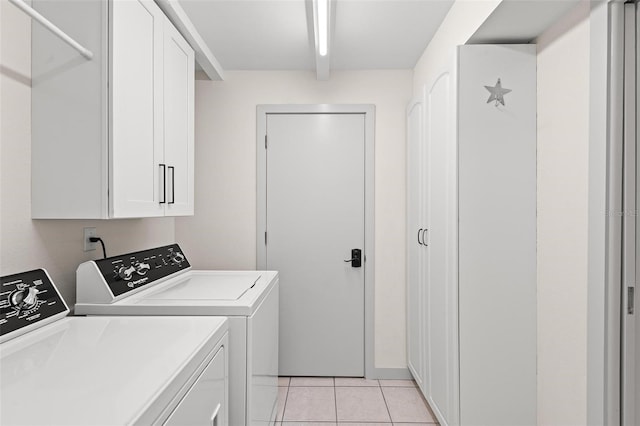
[31,0,194,219]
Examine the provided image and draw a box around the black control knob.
[134,262,151,276]
[169,251,185,265]
[10,287,40,311]
[117,265,135,281]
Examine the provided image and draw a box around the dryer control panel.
[93,244,191,298]
[0,269,69,342]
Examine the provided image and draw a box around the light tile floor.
[276,377,438,426]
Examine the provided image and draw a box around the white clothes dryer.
[74,244,279,426]
[0,268,229,426]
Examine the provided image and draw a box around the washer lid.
[144,272,262,301]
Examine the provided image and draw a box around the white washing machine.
[74,244,279,426]
[0,268,229,426]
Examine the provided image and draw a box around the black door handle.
[159,164,166,204]
[344,248,362,268]
[168,166,175,204]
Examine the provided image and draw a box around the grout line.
[333,377,338,423]
[379,383,394,424]
[280,381,290,423]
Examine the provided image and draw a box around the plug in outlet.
[83,227,97,251]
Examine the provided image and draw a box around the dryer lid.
[144,272,262,301]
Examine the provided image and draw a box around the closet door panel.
[406,98,425,388]
[425,71,456,425]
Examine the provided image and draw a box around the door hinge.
[265,135,268,149]
[265,231,267,245]
[628,286,635,314]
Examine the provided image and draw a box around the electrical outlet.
[83,227,97,251]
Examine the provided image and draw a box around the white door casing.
[256,105,375,378]
[622,2,640,424]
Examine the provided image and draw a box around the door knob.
[344,248,362,268]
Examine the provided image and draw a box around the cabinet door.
[406,98,425,389]
[163,18,195,216]
[110,0,165,218]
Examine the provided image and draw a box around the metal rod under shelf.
[8,0,93,60]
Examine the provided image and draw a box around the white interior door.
[265,113,365,377]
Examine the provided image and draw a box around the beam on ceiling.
[155,0,225,80]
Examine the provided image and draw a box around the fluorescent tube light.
[317,0,328,56]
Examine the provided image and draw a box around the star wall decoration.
[484,78,512,107]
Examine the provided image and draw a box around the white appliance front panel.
[1,316,227,426]
[164,338,228,426]
[247,280,279,425]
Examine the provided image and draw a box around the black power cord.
[89,237,107,259]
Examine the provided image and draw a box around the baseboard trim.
[367,367,412,380]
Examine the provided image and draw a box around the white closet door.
[406,98,425,389]
[425,71,456,425]
[419,84,431,399]
[163,17,195,216]
[110,0,164,218]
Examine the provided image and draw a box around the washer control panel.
[0,269,68,340]
[95,244,191,297]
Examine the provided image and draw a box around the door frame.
[589,1,638,424]
[256,104,375,379]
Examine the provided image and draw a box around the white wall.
[536,1,590,424]
[175,70,412,368]
[0,1,175,306]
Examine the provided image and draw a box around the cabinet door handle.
[422,228,428,246]
[210,403,221,426]
[168,166,175,204]
[417,228,423,245]
[159,164,166,204]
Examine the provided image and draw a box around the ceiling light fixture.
[317,0,328,56]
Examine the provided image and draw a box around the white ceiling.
[178,0,455,71]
